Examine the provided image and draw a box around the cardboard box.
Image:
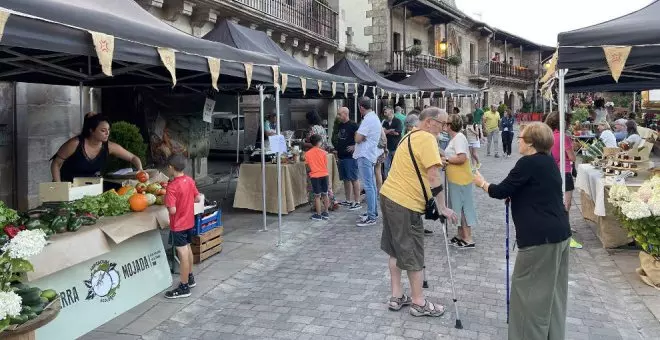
[39,178,103,203]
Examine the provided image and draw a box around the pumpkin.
[128,193,149,212]
[136,170,149,183]
[117,186,134,196]
[145,193,157,206]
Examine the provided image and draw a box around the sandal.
[388,294,412,311]
[409,300,445,317]
[454,239,476,249]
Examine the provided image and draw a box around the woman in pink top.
[545,112,577,215]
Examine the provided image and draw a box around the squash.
[117,186,134,196]
[145,193,157,206]
[128,194,149,212]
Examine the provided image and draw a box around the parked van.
[210,113,245,152]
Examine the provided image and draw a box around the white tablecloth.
[575,164,607,216]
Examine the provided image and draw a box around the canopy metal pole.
[259,86,267,231]
[275,86,282,246]
[236,93,241,163]
[633,92,637,114]
[558,70,567,199]
[79,82,84,124]
[354,92,358,121]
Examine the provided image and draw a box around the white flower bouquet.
[609,175,660,257]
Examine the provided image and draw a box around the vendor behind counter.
[50,113,143,189]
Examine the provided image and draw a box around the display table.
[233,154,341,214]
[575,164,644,248]
[26,207,172,340]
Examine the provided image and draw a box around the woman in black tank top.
[51,114,144,182]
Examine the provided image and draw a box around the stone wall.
[337,0,372,53]
[366,0,391,73]
[391,9,432,54]
[0,83,14,208]
[15,83,98,210]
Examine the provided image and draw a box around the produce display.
[8,283,58,326]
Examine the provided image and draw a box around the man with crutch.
[380,107,458,317]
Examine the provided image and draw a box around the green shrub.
[498,104,508,114]
[572,107,589,124]
[105,121,147,174]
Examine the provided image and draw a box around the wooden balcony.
[232,0,338,42]
[489,61,536,82]
[391,50,448,75]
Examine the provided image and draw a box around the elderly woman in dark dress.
[473,122,571,340]
[51,114,143,182]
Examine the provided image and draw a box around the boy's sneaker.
[188,273,196,288]
[338,201,352,207]
[321,212,330,220]
[311,214,324,221]
[356,213,368,223]
[357,218,377,227]
[164,283,191,299]
[349,202,362,211]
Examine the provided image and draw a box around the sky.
[454,0,654,46]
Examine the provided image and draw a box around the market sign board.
[32,230,172,339]
[641,90,660,109]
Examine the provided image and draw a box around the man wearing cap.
[613,118,628,142]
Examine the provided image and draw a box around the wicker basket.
[0,297,62,338]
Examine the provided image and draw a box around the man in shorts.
[335,107,361,210]
[380,107,457,317]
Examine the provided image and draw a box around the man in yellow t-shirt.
[379,107,457,318]
[483,105,501,158]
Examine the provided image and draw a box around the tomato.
[157,189,167,196]
[136,170,149,183]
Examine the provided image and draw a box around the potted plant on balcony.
[405,45,422,57]
[609,176,660,290]
[447,55,462,67]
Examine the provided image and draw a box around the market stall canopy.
[327,58,419,97]
[0,0,278,89]
[398,68,480,96]
[556,0,660,92]
[203,20,359,97]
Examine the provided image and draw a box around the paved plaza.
[83,142,660,340]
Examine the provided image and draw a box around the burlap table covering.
[233,154,340,214]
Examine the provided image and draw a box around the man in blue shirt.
[354,97,383,227]
[613,118,628,142]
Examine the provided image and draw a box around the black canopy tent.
[557,0,660,92]
[203,20,359,97]
[327,58,419,97]
[0,0,279,89]
[398,68,479,96]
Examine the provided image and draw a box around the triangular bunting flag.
[301,78,307,96]
[271,65,279,86]
[317,80,322,95]
[332,82,337,97]
[430,92,434,100]
[441,91,445,98]
[354,83,359,97]
[0,11,9,42]
[603,46,632,83]
[244,63,254,89]
[344,83,349,98]
[90,31,115,77]
[420,91,425,99]
[363,85,368,97]
[540,50,558,84]
[207,57,221,91]
[372,86,377,98]
[388,92,392,100]
[281,73,288,93]
[157,47,176,87]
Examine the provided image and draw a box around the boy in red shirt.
[305,134,330,221]
[164,154,202,299]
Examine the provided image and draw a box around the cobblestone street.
[84,142,660,340]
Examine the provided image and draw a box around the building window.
[469,43,476,64]
[413,39,422,46]
[286,0,294,6]
[393,32,401,51]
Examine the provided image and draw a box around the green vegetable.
[25,219,44,230]
[26,312,38,320]
[31,305,44,315]
[71,191,130,217]
[49,216,68,233]
[0,234,8,245]
[40,289,58,302]
[67,217,83,232]
[21,306,31,314]
[0,201,19,227]
[10,315,28,325]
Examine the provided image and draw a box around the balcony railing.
[232,0,338,42]
[468,61,489,78]
[489,61,536,81]
[391,51,448,75]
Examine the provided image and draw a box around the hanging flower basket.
[447,55,462,66]
[405,45,422,57]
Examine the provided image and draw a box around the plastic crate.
[194,208,222,235]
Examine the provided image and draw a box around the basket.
[1,297,62,337]
[194,208,222,236]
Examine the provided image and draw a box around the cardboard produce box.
[39,178,103,203]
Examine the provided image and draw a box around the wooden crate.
[39,177,103,203]
[192,227,223,264]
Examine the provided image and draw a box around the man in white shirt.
[354,97,383,227]
[597,121,617,148]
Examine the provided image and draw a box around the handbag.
[402,131,441,221]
